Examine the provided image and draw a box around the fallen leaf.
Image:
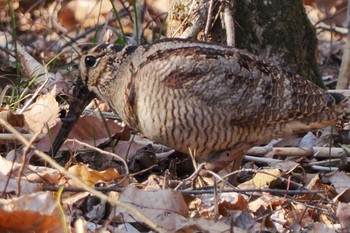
[336,202,350,229]
[115,186,189,231]
[68,163,123,187]
[0,172,41,195]
[0,192,63,233]
[0,110,24,131]
[322,171,350,194]
[22,87,60,133]
[58,0,112,30]
[0,155,59,193]
[253,169,282,188]
[36,115,125,152]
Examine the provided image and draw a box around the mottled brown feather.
[80,38,350,166]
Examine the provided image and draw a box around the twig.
[206,170,226,183]
[65,138,129,177]
[43,185,123,192]
[174,0,208,38]
[172,0,196,37]
[204,0,215,41]
[244,155,281,164]
[0,133,45,144]
[0,85,12,104]
[179,188,325,195]
[245,153,341,171]
[213,177,219,222]
[2,148,17,197]
[130,164,158,176]
[82,109,121,120]
[174,163,205,191]
[246,146,345,158]
[222,0,235,47]
[17,125,45,196]
[43,185,325,196]
[56,9,130,51]
[307,159,341,166]
[327,89,350,97]
[18,68,52,113]
[316,22,348,35]
[309,165,337,172]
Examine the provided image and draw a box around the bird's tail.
[327,90,350,123]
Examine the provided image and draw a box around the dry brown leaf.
[25,165,61,185]
[112,135,155,160]
[169,219,228,233]
[36,115,125,152]
[313,223,338,233]
[115,186,189,231]
[0,210,62,233]
[218,193,248,216]
[304,0,316,5]
[17,43,67,93]
[196,192,249,220]
[0,155,60,192]
[0,110,24,131]
[253,169,282,188]
[22,87,60,133]
[0,32,68,93]
[306,0,347,27]
[270,208,287,231]
[336,202,350,229]
[285,203,314,227]
[298,174,334,200]
[322,171,350,194]
[0,192,63,233]
[61,191,90,207]
[16,40,45,80]
[334,189,350,203]
[111,135,176,161]
[0,172,41,195]
[248,193,284,213]
[58,0,112,30]
[68,163,123,187]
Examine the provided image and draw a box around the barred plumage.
[80,38,350,169]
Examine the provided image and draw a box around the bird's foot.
[203,143,251,173]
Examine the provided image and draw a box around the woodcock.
[80,38,350,170]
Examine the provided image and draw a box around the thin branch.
[246,146,345,158]
[222,0,235,46]
[336,0,350,89]
[43,184,325,196]
[65,138,129,177]
[204,0,215,41]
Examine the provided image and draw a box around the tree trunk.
[167,0,323,87]
[337,0,350,90]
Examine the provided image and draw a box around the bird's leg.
[204,143,251,184]
[204,143,250,172]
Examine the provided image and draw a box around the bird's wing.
[147,46,334,125]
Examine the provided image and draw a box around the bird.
[79,38,350,171]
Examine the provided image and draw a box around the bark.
[336,0,350,89]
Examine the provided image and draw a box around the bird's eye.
[85,56,97,67]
